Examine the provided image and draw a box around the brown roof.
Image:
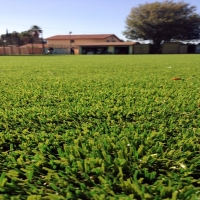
[79,42,138,46]
[20,42,138,48]
[45,34,121,41]
[20,44,48,48]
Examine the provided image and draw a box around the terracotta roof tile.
[20,44,48,48]
[46,34,120,40]
[79,42,138,46]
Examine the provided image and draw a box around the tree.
[123,0,200,52]
[0,26,44,47]
[20,31,31,38]
[11,31,20,37]
[29,25,42,37]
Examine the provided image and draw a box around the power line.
[0,22,126,39]
[0,22,124,34]
[0,22,114,33]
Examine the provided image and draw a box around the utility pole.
[69,31,72,54]
[18,35,21,55]
[31,36,34,54]
[41,30,45,54]
[1,35,6,55]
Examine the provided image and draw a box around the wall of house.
[108,46,114,53]
[44,48,69,54]
[47,40,69,46]
[72,39,107,46]
[105,35,121,42]
[129,46,133,54]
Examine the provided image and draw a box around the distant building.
[45,34,137,54]
[46,34,122,46]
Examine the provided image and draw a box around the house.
[45,34,136,54]
[45,34,122,46]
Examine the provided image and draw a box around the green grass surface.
[0,55,200,199]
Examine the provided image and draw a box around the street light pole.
[69,31,72,54]
[3,40,6,55]
[18,35,21,55]
[31,36,34,54]
[41,30,44,54]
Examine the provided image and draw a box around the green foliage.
[0,55,199,199]
[124,0,200,52]
[29,25,42,37]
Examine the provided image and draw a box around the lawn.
[0,55,199,199]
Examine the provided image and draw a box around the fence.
[133,44,150,54]
[0,46,80,55]
[1,43,198,55]
[0,46,43,55]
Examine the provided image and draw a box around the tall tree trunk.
[153,40,162,54]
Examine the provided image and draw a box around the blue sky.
[0,0,200,41]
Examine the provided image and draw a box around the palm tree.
[29,25,42,37]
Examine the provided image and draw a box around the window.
[106,40,110,42]
[71,40,74,43]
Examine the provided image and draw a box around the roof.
[79,42,139,46]
[20,44,48,48]
[45,34,122,41]
[20,42,139,48]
